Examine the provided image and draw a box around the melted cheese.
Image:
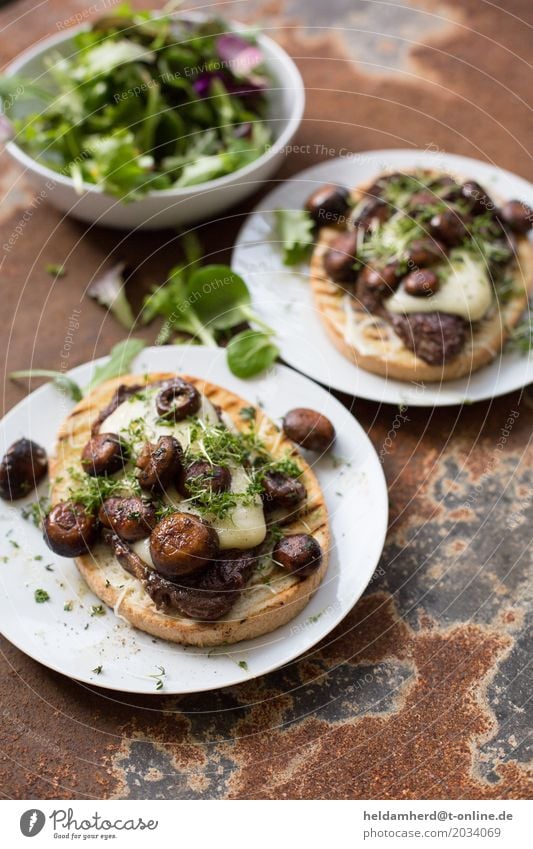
[343,296,403,354]
[178,466,266,550]
[385,252,493,322]
[101,389,220,450]
[101,385,267,552]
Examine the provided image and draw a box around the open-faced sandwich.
[306,169,533,381]
[40,374,330,646]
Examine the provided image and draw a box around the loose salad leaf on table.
[274,209,315,265]
[142,255,279,375]
[10,339,146,400]
[2,6,273,200]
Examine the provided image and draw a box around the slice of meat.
[389,312,467,365]
[104,531,256,621]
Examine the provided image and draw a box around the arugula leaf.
[86,338,146,390]
[275,209,315,266]
[9,369,82,401]
[88,262,136,330]
[226,330,279,378]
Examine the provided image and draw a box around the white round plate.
[0,346,387,694]
[233,149,533,406]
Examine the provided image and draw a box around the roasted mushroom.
[283,408,336,452]
[43,501,98,557]
[323,230,359,283]
[461,180,494,214]
[149,511,219,578]
[156,378,201,421]
[81,433,127,477]
[352,198,390,231]
[261,471,306,511]
[403,269,440,297]
[499,200,533,235]
[98,497,157,541]
[408,190,436,209]
[405,238,446,267]
[0,438,48,500]
[304,183,350,225]
[179,460,232,497]
[136,435,183,491]
[273,534,323,577]
[358,264,400,297]
[429,210,467,247]
[364,172,405,198]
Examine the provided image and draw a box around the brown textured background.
[0,0,532,799]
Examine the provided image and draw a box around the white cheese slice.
[132,537,155,569]
[101,385,267,553]
[385,251,493,322]
[100,388,220,450]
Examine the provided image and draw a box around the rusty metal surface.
[0,0,532,800]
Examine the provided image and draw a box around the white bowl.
[3,21,305,230]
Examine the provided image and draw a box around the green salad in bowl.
[6,9,274,198]
[1,6,304,227]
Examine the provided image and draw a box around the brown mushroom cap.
[179,460,232,497]
[500,200,533,235]
[81,433,127,477]
[136,435,183,491]
[155,379,201,421]
[304,183,350,225]
[43,502,98,557]
[0,438,48,501]
[323,230,359,284]
[403,269,440,297]
[283,408,336,452]
[261,471,306,511]
[98,497,157,541]
[149,512,220,578]
[273,533,323,577]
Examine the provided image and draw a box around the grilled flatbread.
[310,172,533,382]
[49,373,329,646]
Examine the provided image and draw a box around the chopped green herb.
[237,660,249,671]
[507,312,532,354]
[239,406,256,422]
[64,601,73,612]
[34,588,50,603]
[21,496,50,527]
[92,665,103,675]
[307,612,323,624]
[45,263,66,278]
[90,604,106,617]
[149,665,166,691]
[66,466,141,512]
